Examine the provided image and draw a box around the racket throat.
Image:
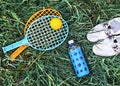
[2,37,28,53]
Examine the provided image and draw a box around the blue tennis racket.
[2,15,69,53]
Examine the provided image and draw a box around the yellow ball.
[50,18,62,30]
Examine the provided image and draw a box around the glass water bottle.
[68,40,89,77]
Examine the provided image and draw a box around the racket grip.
[10,45,28,60]
[2,37,27,53]
[68,48,90,77]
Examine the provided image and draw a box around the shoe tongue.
[110,20,120,33]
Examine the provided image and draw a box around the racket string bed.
[27,16,68,50]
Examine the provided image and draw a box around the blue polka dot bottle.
[68,40,89,77]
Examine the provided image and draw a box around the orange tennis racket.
[10,8,62,60]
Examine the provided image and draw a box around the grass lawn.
[0,0,120,86]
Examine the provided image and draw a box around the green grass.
[0,0,120,86]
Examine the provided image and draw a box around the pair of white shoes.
[87,17,120,57]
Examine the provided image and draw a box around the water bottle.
[68,40,90,77]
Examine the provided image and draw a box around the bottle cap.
[68,40,75,47]
[68,40,74,44]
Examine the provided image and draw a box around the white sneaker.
[87,17,120,42]
[92,36,120,56]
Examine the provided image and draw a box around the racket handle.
[2,37,28,53]
[10,45,28,60]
